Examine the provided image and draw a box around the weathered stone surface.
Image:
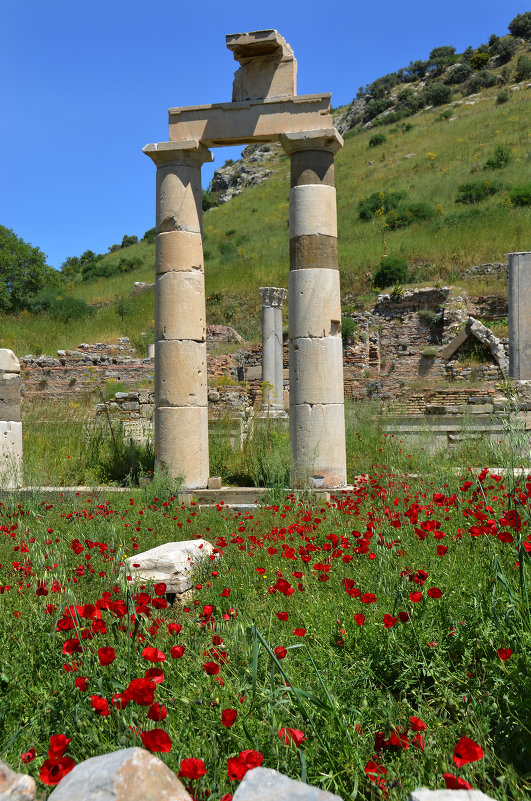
[508,252,531,380]
[0,758,36,801]
[47,748,192,801]
[289,185,337,238]
[280,128,343,156]
[155,406,209,487]
[289,269,341,337]
[227,30,297,102]
[290,403,346,488]
[233,766,343,801]
[156,231,204,274]
[156,166,203,234]
[409,788,496,801]
[155,341,207,407]
[0,349,20,374]
[126,540,216,593]
[168,95,332,148]
[290,337,344,405]
[0,421,22,489]
[289,234,338,270]
[155,271,206,341]
[290,149,334,186]
[0,375,21,422]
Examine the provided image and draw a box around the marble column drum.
[280,129,346,488]
[259,287,287,412]
[508,252,531,380]
[143,141,213,488]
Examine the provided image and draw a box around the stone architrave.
[508,251,531,380]
[0,349,22,489]
[143,141,213,489]
[259,287,287,412]
[280,128,346,488]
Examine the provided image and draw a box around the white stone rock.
[0,758,35,801]
[0,349,20,374]
[409,788,496,801]
[126,539,217,593]
[233,767,343,801]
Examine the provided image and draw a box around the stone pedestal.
[143,141,213,488]
[259,287,287,412]
[0,349,22,489]
[508,252,531,380]
[280,129,346,488]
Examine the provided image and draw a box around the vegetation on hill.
[1,12,530,355]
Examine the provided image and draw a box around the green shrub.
[509,185,531,206]
[385,202,436,229]
[508,12,531,40]
[49,296,94,323]
[515,55,531,80]
[341,316,357,344]
[483,144,514,170]
[456,180,503,204]
[143,227,156,244]
[470,51,491,70]
[368,133,387,147]
[202,190,220,212]
[373,256,409,288]
[445,63,473,84]
[494,37,518,64]
[440,207,484,227]
[463,70,497,93]
[438,109,454,121]
[121,234,138,248]
[358,190,406,221]
[422,82,452,106]
[496,89,510,105]
[27,287,62,314]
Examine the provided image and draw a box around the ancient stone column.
[0,349,22,489]
[280,129,346,488]
[143,140,213,488]
[508,252,531,380]
[259,286,287,412]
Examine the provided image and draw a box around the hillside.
[1,31,530,356]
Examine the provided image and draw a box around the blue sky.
[1,0,525,269]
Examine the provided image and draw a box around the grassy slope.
[2,81,530,355]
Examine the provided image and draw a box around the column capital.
[279,128,343,156]
[259,286,287,308]
[143,140,214,168]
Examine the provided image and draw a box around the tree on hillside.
[0,225,59,312]
[508,12,531,39]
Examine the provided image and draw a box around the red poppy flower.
[178,757,207,780]
[219,588,231,597]
[227,750,263,781]
[39,756,76,786]
[170,645,186,659]
[453,736,484,767]
[140,728,172,753]
[437,545,448,556]
[410,716,427,732]
[75,676,89,691]
[222,709,238,728]
[142,646,166,663]
[21,747,35,764]
[98,646,115,666]
[125,678,155,706]
[398,611,410,623]
[278,728,306,747]
[292,628,306,637]
[168,623,182,634]
[409,591,422,603]
[275,612,289,621]
[153,582,167,596]
[383,614,398,628]
[361,593,377,604]
[145,667,165,683]
[274,646,287,660]
[111,693,129,710]
[62,638,82,655]
[497,648,512,662]
[220,795,233,801]
[203,661,220,675]
[90,695,110,716]
[148,702,167,721]
[48,734,71,759]
[443,774,473,790]
[427,587,443,599]
[354,614,365,626]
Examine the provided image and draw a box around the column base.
[289,403,346,488]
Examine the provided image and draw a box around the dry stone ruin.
[144,30,346,489]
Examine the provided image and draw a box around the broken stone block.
[0,349,20,374]
[207,476,222,489]
[226,30,297,102]
[409,788,496,801]
[126,539,217,594]
[232,767,343,801]
[0,758,36,801]
[47,747,192,801]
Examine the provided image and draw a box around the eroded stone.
[126,539,216,594]
[0,758,36,801]
[232,766,343,801]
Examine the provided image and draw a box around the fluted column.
[280,129,346,488]
[143,140,213,488]
[259,287,287,412]
[508,252,531,380]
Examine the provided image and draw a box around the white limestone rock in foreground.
[409,788,496,801]
[126,539,216,593]
[47,748,192,801]
[0,758,36,801]
[233,767,343,801]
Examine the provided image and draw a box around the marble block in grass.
[125,539,216,594]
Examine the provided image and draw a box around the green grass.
[2,81,530,355]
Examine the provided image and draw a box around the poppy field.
[0,467,530,800]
